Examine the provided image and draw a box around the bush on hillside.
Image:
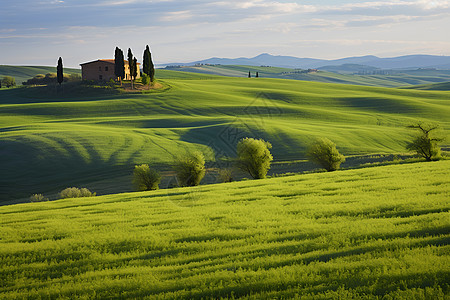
[30,194,49,202]
[236,138,273,179]
[1,76,16,88]
[141,74,150,86]
[133,164,161,191]
[59,187,96,199]
[174,152,206,187]
[406,122,443,161]
[218,168,233,183]
[23,73,80,85]
[307,138,345,172]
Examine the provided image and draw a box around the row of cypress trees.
[114,45,155,89]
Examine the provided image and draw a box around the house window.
[99,66,102,71]
[105,66,109,71]
[99,75,103,80]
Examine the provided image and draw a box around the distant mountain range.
[164,53,450,70]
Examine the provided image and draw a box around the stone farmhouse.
[80,59,141,81]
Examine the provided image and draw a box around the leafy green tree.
[57,57,63,86]
[307,138,345,172]
[237,138,273,179]
[114,47,125,86]
[2,76,16,88]
[133,164,161,191]
[127,48,135,89]
[175,151,206,187]
[406,122,443,161]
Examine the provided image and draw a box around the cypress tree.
[57,57,63,86]
[114,47,125,85]
[248,71,251,78]
[132,57,138,83]
[143,46,149,76]
[143,45,155,83]
[127,48,134,89]
[256,72,259,78]
[119,49,125,83]
[149,47,155,82]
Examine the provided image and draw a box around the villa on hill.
[80,59,141,81]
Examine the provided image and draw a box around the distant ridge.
[164,53,450,70]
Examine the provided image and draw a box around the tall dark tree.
[143,46,150,76]
[149,47,155,82]
[256,72,259,78]
[127,48,135,89]
[119,49,125,82]
[132,57,138,82]
[57,57,63,86]
[143,45,155,83]
[248,71,251,78]
[114,47,125,86]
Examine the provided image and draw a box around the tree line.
[114,45,155,88]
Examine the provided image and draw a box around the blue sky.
[1,0,449,68]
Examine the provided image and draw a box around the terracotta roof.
[80,59,141,66]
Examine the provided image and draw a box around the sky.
[1,0,449,68]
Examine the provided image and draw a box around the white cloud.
[0,0,449,66]
[160,10,194,22]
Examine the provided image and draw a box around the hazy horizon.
[1,0,449,68]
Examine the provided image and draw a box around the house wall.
[81,61,116,81]
[81,60,141,81]
[124,62,141,80]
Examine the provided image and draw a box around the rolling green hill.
[0,65,81,86]
[404,81,450,91]
[165,65,450,87]
[1,161,449,298]
[0,74,449,202]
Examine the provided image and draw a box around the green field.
[0,66,81,86]
[166,65,450,87]
[1,71,449,202]
[0,161,449,298]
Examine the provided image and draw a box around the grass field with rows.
[0,161,449,298]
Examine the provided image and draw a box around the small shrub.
[307,138,345,172]
[133,164,161,191]
[23,73,75,85]
[236,137,273,179]
[30,194,48,202]
[60,187,96,199]
[69,73,81,82]
[174,152,206,187]
[218,168,233,183]
[141,74,150,86]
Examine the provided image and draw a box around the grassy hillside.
[404,81,450,91]
[0,161,449,299]
[0,65,81,86]
[165,65,450,87]
[1,75,449,201]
